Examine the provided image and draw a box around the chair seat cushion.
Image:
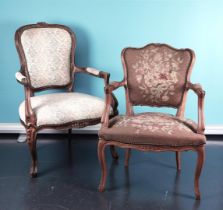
[19,92,112,126]
[99,113,206,147]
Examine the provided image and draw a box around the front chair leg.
[176,151,181,171]
[110,145,119,160]
[98,139,107,192]
[194,146,205,200]
[27,127,38,177]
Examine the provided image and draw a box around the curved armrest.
[187,82,205,97]
[15,72,28,85]
[74,66,110,85]
[186,81,205,134]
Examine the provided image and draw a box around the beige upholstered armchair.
[98,44,206,200]
[15,22,118,177]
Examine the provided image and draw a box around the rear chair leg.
[98,139,107,192]
[125,149,131,167]
[176,151,181,171]
[110,145,119,160]
[194,146,205,200]
[27,126,37,177]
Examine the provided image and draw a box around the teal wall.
[0,0,222,124]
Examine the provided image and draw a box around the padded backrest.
[122,44,193,107]
[19,26,73,89]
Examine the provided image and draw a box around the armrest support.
[186,81,205,134]
[15,71,36,126]
[103,81,125,127]
[105,81,126,93]
[24,88,36,127]
[15,72,28,85]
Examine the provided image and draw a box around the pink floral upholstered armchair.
[98,44,206,200]
[15,22,118,177]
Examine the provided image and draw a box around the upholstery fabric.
[21,28,72,88]
[19,92,112,126]
[123,45,192,107]
[15,72,27,84]
[99,113,206,146]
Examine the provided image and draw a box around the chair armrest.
[187,82,205,97]
[74,66,110,85]
[15,72,28,85]
[186,81,205,134]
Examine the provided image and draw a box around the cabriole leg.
[194,146,205,200]
[98,139,107,192]
[27,126,37,177]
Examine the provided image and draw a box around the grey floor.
[0,134,222,210]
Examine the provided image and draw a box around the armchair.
[98,43,206,200]
[15,22,118,177]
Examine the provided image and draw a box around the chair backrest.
[121,44,195,109]
[15,22,76,90]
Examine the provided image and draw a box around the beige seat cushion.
[99,113,206,147]
[19,92,112,126]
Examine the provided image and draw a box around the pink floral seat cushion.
[99,113,206,147]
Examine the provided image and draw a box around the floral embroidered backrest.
[16,24,75,89]
[122,44,194,108]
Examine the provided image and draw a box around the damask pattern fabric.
[21,28,72,88]
[123,45,192,107]
[99,113,206,146]
[19,92,113,126]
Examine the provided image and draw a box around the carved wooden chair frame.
[98,44,205,200]
[15,22,118,177]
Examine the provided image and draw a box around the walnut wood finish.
[15,22,118,177]
[98,139,205,200]
[98,44,206,200]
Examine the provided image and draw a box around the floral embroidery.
[132,47,184,103]
[114,114,193,135]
